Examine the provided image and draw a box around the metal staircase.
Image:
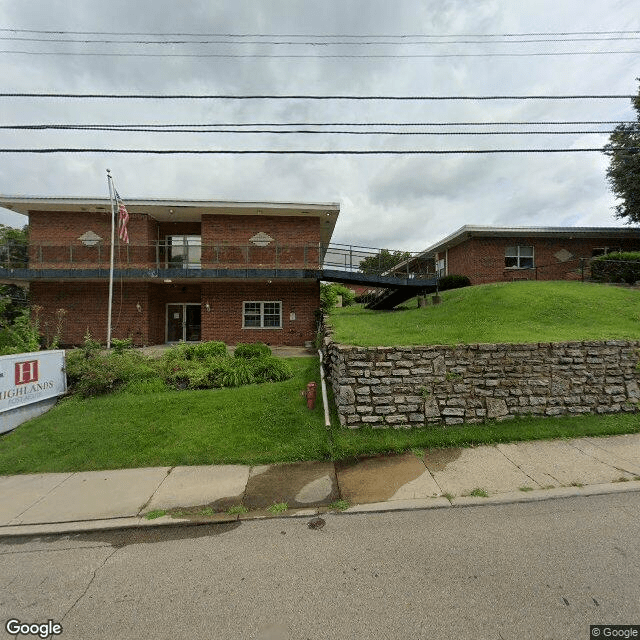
[320,244,437,310]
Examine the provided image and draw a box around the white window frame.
[166,235,202,270]
[505,245,534,269]
[242,301,283,329]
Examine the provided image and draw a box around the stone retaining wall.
[322,333,640,428]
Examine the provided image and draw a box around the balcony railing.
[0,241,436,282]
[0,242,322,272]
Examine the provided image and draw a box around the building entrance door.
[166,303,201,342]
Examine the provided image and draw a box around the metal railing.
[0,241,437,279]
[0,242,322,271]
[319,243,435,279]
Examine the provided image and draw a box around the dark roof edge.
[417,224,640,258]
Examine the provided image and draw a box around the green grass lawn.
[330,281,640,346]
[0,357,330,474]
[2,281,639,476]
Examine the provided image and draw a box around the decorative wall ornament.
[250,232,274,247]
[78,231,102,247]
[554,249,574,263]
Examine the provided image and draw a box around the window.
[243,301,282,329]
[592,247,621,258]
[505,246,534,269]
[167,235,201,269]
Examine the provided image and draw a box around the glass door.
[166,303,201,342]
[185,304,201,341]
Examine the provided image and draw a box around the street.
[1,492,639,639]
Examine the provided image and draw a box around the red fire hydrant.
[304,382,317,409]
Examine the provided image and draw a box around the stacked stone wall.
[323,333,640,427]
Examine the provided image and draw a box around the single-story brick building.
[411,225,640,285]
[0,196,340,346]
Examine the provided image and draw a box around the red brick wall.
[30,279,319,346]
[28,210,156,269]
[201,280,319,346]
[201,214,320,269]
[444,236,640,285]
[30,281,151,346]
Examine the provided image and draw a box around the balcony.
[0,241,322,282]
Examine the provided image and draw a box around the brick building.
[412,225,640,285]
[0,196,339,346]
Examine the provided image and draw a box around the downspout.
[318,350,331,427]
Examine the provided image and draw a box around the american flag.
[115,190,129,244]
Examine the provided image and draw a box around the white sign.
[0,350,67,433]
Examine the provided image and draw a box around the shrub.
[234,342,272,359]
[66,349,156,397]
[438,274,472,292]
[111,337,133,354]
[320,283,339,310]
[183,340,227,360]
[320,283,356,309]
[0,306,40,355]
[591,252,640,284]
[250,356,293,383]
[332,284,356,306]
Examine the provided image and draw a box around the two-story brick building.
[412,225,640,285]
[0,196,339,347]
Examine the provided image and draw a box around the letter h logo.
[15,360,39,385]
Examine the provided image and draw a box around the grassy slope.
[329,281,640,346]
[0,357,329,474]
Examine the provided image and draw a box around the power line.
[1,49,638,58]
[0,92,633,100]
[2,28,640,37]
[3,35,640,45]
[0,120,631,128]
[0,147,636,154]
[0,125,619,134]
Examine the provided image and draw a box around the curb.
[2,481,640,538]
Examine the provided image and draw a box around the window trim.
[242,300,283,329]
[505,245,535,270]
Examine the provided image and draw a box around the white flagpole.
[106,168,116,349]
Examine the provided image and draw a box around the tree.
[358,249,412,275]
[604,80,640,223]
[0,224,29,323]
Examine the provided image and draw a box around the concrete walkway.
[1,433,640,537]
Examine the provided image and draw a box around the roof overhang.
[418,224,640,259]
[0,195,341,246]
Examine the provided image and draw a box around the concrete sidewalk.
[1,433,640,537]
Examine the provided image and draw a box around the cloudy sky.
[0,0,638,252]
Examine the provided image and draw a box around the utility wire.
[3,36,640,45]
[0,125,619,134]
[2,28,640,37]
[0,92,633,99]
[1,147,637,154]
[1,49,638,58]
[0,120,631,128]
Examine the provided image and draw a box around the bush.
[438,274,472,292]
[182,341,227,360]
[66,349,156,397]
[320,283,339,310]
[0,306,40,355]
[234,342,272,359]
[591,252,640,284]
[111,337,133,354]
[249,356,293,383]
[320,283,356,309]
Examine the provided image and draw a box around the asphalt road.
[1,492,639,640]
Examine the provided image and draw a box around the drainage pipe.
[318,349,331,427]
